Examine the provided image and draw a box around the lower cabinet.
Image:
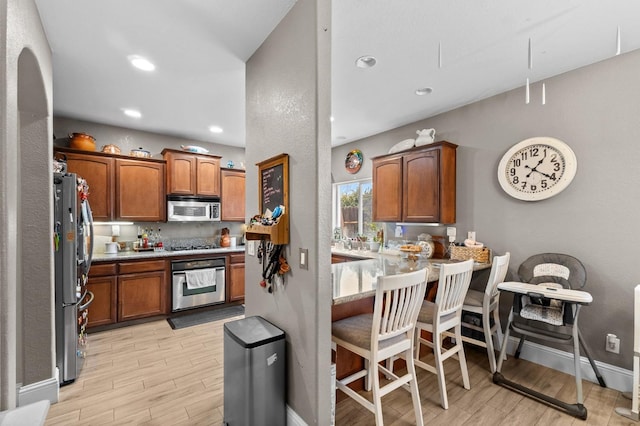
[87,263,117,328]
[87,259,168,328]
[228,253,245,302]
[118,270,167,321]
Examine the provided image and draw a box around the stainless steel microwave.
[167,196,221,222]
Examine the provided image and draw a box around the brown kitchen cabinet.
[162,149,221,197]
[371,141,457,224]
[117,260,168,322]
[57,150,115,221]
[115,159,166,221]
[86,263,117,328]
[55,148,166,222]
[221,168,245,221]
[228,253,245,302]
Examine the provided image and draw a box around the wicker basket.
[450,245,491,263]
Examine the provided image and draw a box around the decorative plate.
[345,149,363,174]
[388,138,415,154]
[181,144,209,154]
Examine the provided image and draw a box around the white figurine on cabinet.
[415,128,436,146]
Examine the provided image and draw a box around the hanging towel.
[185,269,216,290]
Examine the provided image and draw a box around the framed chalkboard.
[257,153,289,215]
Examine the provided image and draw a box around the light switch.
[247,241,256,256]
[300,248,309,270]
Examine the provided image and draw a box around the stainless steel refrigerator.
[53,172,94,385]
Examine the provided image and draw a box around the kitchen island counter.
[332,255,491,305]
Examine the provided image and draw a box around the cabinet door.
[165,151,196,195]
[403,149,440,222]
[63,153,114,221]
[372,156,403,222]
[196,157,221,196]
[86,275,117,328]
[228,261,245,302]
[115,159,166,221]
[221,169,246,221]
[118,270,167,321]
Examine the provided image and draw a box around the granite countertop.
[331,249,491,305]
[92,246,245,262]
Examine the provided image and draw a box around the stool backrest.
[485,252,511,299]
[435,259,474,317]
[372,268,428,350]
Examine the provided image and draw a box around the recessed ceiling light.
[128,55,155,72]
[209,125,223,134]
[122,108,142,118]
[415,87,433,96]
[330,116,335,122]
[355,55,377,68]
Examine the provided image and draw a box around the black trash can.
[223,316,286,426]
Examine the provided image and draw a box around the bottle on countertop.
[155,228,163,248]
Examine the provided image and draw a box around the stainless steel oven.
[172,258,226,311]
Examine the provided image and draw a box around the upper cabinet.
[371,141,457,224]
[55,148,166,222]
[162,149,221,197]
[221,168,246,222]
[115,159,166,221]
[63,151,114,221]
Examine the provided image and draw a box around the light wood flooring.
[46,315,636,425]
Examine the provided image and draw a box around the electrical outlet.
[606,333,620,354]
[446,226,456,243]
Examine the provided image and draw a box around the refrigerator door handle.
[84,199,94,275]
[78,291,94,312]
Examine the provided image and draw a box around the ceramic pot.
[69,133,96,151]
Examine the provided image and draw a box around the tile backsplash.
[93,221,245,254]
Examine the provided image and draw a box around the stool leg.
[496,310,513,373]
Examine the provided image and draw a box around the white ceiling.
[35,1,640,148]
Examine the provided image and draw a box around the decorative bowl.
[69,133,96,151]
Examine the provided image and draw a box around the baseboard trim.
[287,405,307,426]
[506,336,632,393]
[17,375,59,406]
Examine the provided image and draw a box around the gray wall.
[1,0,54,409]
[332,48,640,370]
[53,116,245,168]
[245,0,332,424]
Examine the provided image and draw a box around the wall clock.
[345,149,363,174]
[497,137,577,201]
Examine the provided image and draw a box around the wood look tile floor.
[47,316,636,425]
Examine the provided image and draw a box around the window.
[332,179,374,239]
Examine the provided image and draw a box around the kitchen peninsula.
[331,250,491,307]
[330,249,491,394]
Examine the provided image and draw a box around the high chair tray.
[498,281,592,304]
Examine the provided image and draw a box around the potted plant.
[367,223,383,252]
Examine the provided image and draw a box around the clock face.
[497,137,577,201]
